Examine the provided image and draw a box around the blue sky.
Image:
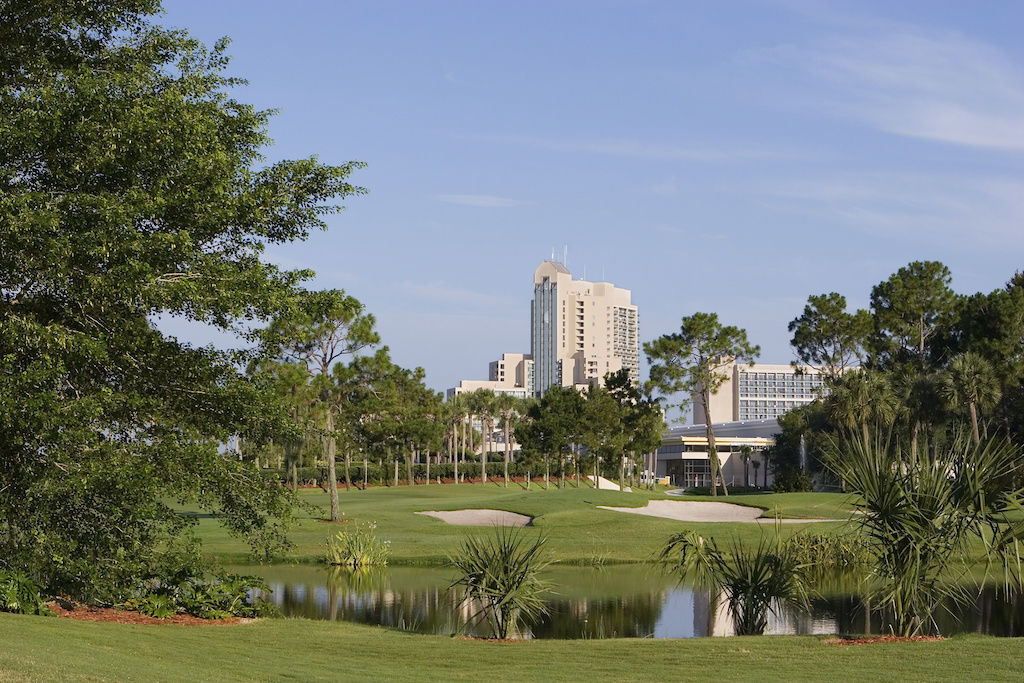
[161,0,1024,393]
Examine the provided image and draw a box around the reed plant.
[325,522,391,569]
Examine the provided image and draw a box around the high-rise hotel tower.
[531,261,639,396]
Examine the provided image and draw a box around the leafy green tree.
[604,369,664,489]
[516,386,582,489]
[870,261,957,370]
[788,292,871,382]
[644,313,759,497]
[267,290,378,519]
[579,386,628,488]
[0,2,364,599]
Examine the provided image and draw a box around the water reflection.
[244,565,1024,639]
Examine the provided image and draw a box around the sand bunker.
[416,509,533,527]
[596,500,840,524]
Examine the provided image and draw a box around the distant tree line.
[772,261,1024,488]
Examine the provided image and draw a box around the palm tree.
[467,389,496,484]
[825,370,897,442]
[941,353,1002,445]
[493,393,522,488]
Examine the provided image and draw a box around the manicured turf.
[193,484,859,565]
[1,611,1020,682]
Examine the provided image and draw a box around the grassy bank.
[1,612,1020,682]
[194,484,857,565]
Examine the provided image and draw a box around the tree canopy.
[0,1,364,599]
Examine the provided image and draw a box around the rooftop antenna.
[563,244,567,268]
[550,247,555,261]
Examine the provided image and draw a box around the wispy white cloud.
[438,194,531,208]
[649,177,678,195]
[762,172,1024,247]
[396,280,517,309]
[456,133,791,163]
[761,29,1024,151]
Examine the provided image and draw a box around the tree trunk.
[702,390,727,496]
[743,459,749,488]
[910,421,919,462]
[426,449,431,485]
[363,457,368,490]
[344,448,351,493]
[558,452,565,489]
[481,417,488,484]
[394,457,399,487]
[619,455,626,492]
[406,445,414,486]
[324,409,341,521]
[458,417,465,484]
[969,401,980,445]
[503,412,511,488]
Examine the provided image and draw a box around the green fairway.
[194,484,858,565]
[1,611,1021,683]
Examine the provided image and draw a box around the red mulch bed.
[48,602,253,626]
[823,635,946,646]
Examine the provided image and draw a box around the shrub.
[123,573,273,620]
[772,467,813,492]
[449,527,550,639]
[785,532,873,569]
[660,530,808,636]
[325,522,390,569]
[0,570,53,616]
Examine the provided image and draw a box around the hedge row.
[263,461,568,485]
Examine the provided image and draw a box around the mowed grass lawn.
[2,612,1021,683]
[193,483,859,565]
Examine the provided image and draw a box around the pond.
[236,564,1024,639]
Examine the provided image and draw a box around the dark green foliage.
[0,1,364,600]
[124,572,273,620]
[517,386,585,487]
[0,569,53,616]
[449,528,550,639]
[870,260,957,370]
[771,467,813,493]
[788,292,871,381]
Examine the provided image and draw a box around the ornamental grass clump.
[325,522,391,569]
[660,530,808,636]
[824,431,1024,637]
[449,527,550,639]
